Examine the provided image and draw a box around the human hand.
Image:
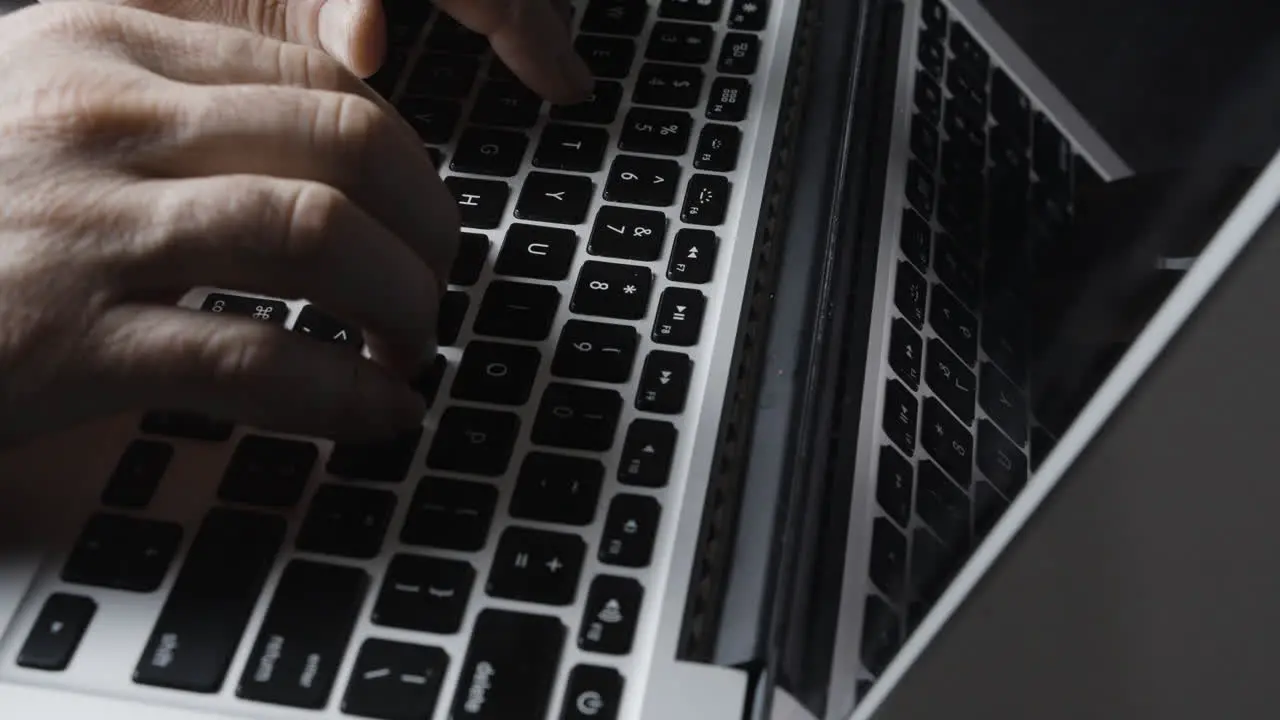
[0,2,457,446]
[42,0,592,103]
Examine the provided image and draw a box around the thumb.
[63,0,389,77]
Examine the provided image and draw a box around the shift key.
[134,508,285,692]
[450,609,565,719]
[237,560,368,709]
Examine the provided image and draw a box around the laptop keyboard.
[858,0,1102,688]
[8,0,785,717]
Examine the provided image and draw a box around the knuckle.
[249,0,290,41]
[277,181,347,264]
[330,91,390,152]
[201,324,282,385]
[278,41,346,90]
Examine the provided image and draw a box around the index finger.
[434,0,592,104]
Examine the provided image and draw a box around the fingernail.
[317,0,355,68]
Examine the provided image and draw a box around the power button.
[561,664,624,720]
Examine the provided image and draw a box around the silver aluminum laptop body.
[0,0,1156,718]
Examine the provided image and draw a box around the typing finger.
[433,0,591,103]
[133,81,457,287]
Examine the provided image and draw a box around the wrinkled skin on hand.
[0,2,460,446]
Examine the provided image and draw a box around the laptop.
[0,0,1235,717]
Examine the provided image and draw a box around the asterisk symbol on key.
[623,284,637,294]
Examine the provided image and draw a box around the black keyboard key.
[19,594,95,673]
[618,420,676,487]
[327,427,424,484]
[451,127,529,177]
[532,383,623,451]
[133,509,284,692]
[409,354,441,403]
[727,0,767,29]
[647,22,714,64]
[488,527,586,604]
[706,76,751,122]
[979,362,1027,445]
[515,172,595,225]
[426,406,521,476]
[921,397,973,486]
[495,224,578,281]
[905,159,936,215]
[571,261,654,320]
[534,123,610,172]
[888,317,923,390]
[428,146,445,170]
[929,284,978,363]
[62,513,181,592]
[296,484,395,559]
[1030,425,1055,471]
[718,32,760,74]
[981,305,1028,386]
[693,123,741,171]
[583,0,649,34]
[899,207,931,271]
[450,233,490,287]
[452,341,542,405]
[667,228,717,284]
[877,445,914,528]
[438,290,469,346]
[869,517,907,600]
[948,23,989,78]
[471,81,543,128]
[599,493,660,567]
[373,554,475,634]
[589,206,667,260]
[237,560,367,709]
[101,439,171,509]
[552,320,639,383]
[944,96,985,145]
[576,35,636,78]
[917,33,945,79]
[473,280,560,341]
[860,595,900,675]
[934,234,980,308]
[401,477,498,551]
[634,63,703,108]
[911,114,940,168]
[139,410,232,442]
[578,575,644,655]
[446,176,510,229]
[405,54,479,98]
[294,304,363,347]
[510,452,606,526]
[619,107,693,156]
[914,71,943,126]
[218,435,317,508]
[661,0,724,22]
[342,639,449,720]
[450,610,565,719]
[921,0,948,29]
[562,665,625,720]
[925,338,976,424]
[991,68,1030,139]
[201,292,288,323]
[973,480,1010,538]
[652,287,705,346]
[603,155,682,206]
[910,527,951,603]
[882,379,919,455]
[636,351,692,414]
[917,459,970,546]
[680,174,730,226]
[551,80,624,124]
[399,96,460,144]
[977,419,1028,498]
[947,59,987,107]
[1033,113,1072,188]
[894,261,928,328]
